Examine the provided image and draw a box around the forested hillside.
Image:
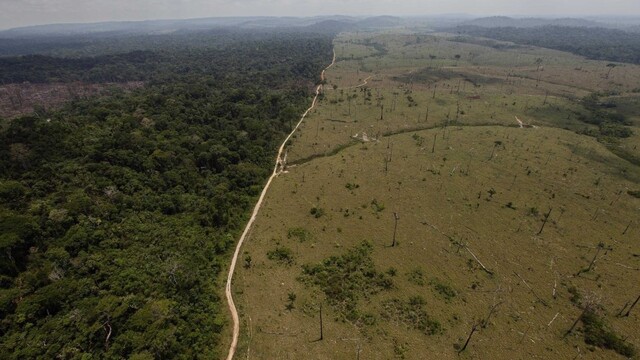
[0,30,333,358]
[452,25,640,64]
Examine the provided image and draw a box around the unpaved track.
[350,75,372,89]
[224,49,335,360]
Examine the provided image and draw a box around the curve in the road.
[224,49,335,360]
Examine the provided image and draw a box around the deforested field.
[234,30,640,359]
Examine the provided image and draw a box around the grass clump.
[381,296,443,335]
[581,310,635,357]
[370,199,385,213]
[628,190,640,198]
[267,246,295,265]
[429,278,457,301]
[568,285,582,305]
[287,227,312,242]
[345,182,360,190]
[407,268,425,286]
[299,241,393,322]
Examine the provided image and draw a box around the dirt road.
[224,49,335,360]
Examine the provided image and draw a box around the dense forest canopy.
[0,29,333,358]
[0,30,332,84]
[452,25,640,64]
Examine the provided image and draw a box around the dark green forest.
[452,26,640,64]
[0,30,333,358]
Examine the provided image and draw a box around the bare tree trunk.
[319,304,324,341]
[103,322,112,350]
[564,309,587,338]
[392,212,399,247]
[537,208,552,235]
[458,324,478,353]
[623,294,640,317]
[482,301,503,328]
[585,245,602,273]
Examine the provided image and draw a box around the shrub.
[299,241,392,322]
[407,268,425,286]
[309,207,325,218]
[430,279,457,301]
[287,227,311,242]
[381,297,442,335]
[267,247,294,265]
[581,310,635,357]
[370,199,385,213]
[345,183,360,190]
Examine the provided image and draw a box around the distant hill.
[0,16,401,39]
[0,17,337,38]
[461,16,605,29]
[355,16,403,29]
[300,20,356,34]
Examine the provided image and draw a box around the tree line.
[453,25,640,64]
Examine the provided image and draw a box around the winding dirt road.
[350,75,372,89]
[224,49,336,360]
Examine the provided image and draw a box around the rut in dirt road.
[224,49,336,360]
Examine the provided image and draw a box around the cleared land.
[233,30,640,359]
[0,81,143,118]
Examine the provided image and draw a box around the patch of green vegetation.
[628,190,640,198]
[568,285,582,305]
[581,310,636,357]
[345,182,360,190]
[267,247,295,266]
[407,268,425,286]
[381,296,443,335]
[577,93,634,142]
[386,267,397,276]
[299,241,392,322]
[243,254,252,269]
[370,199,385,213]
[429,278,457,301]
[287,227,312,242]
[411,133,425,146]
[285,292,296,311]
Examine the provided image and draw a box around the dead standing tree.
[575,242,611,276]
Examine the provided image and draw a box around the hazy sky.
[1,0,640,29]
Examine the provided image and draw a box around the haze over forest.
[1,0,640,30]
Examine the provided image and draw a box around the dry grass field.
[231,30,640,359]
